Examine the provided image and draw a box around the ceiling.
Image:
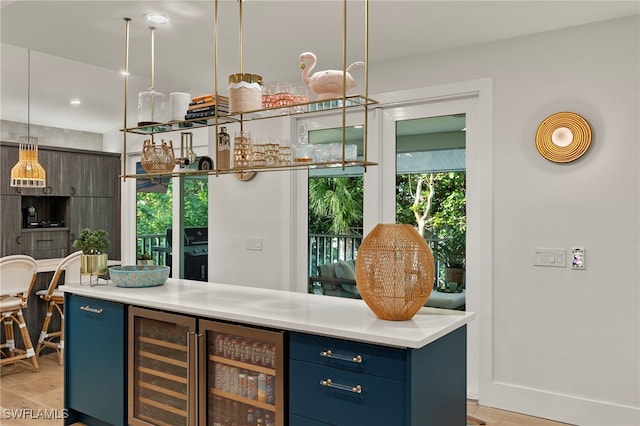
[1,1,638,135]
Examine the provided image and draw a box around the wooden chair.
[0,254,39,372]
[35,251,82,365]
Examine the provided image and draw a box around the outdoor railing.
[137,233,167,266]
[308,232,363,276]
[137,231,365,276]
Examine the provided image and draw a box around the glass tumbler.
[275,81,294,112]
[262,84,277,109]
[233,131,252,168]
[293,86,309,113]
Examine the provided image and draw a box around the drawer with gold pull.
[289,332,406,381]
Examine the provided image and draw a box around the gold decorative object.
[141,139,175,173]
[81,253,108,275]
[355,224,435,321]
[11,136,46,188]
[535,112,592,163]
[233,130,252,167]
[10,50,46,188]
[80,253,108,286]
[235,171,256,181]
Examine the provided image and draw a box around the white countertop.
[60,278,474,349]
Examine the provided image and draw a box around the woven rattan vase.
[355,224,435,321]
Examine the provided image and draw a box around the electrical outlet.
[572,247,585,270]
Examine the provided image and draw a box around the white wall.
[201,15,639,425]
[208,116,293,291]
[106,15,639,425]
[1,119,102,150]
[369,16,639,425]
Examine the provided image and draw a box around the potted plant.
[435,225,466,290]
[73,228,110,275]
[137,252,153,266]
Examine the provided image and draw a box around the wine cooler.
[199,319,284,426]
[129,307,284,426]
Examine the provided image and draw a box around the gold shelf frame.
[120,0,376,181]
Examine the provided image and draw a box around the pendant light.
[137,26,166,126]
[10,49,46,188]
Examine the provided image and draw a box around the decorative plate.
[535,112,592,163]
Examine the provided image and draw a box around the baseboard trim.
[480,381,640,426]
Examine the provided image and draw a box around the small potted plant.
[435,225,466,291]
[137,252,153,266]
[73,228,110,275]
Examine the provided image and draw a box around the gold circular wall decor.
[235,171,256,181]
[535,112,592,163]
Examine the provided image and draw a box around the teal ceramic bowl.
[108,265,170,288]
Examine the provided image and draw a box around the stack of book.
[185,94,230,120]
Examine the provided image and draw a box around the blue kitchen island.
[61,278,474,425]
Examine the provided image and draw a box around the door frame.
[291,77,493,399]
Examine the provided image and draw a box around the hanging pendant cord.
[150,26,156,90]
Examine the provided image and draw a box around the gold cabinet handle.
[80,305,103,314]
[320,349,362,364]
[320,378,362,394]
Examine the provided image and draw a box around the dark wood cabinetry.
[0,142,121,260]
[20,229,69,259]
[68,158,122,260]
[0,195,21,254]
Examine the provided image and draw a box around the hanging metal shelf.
[121,159,378,181]
[121,95,378,136]
[120,0,376,180]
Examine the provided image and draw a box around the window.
[135,165,209,281]
[395,114,466,306]
[307,125,364,297]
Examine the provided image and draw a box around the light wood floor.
[1,353,571,425]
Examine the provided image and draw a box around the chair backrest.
[0,255,38,298]
[43,251,83,298]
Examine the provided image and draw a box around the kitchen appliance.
[165,227,208,281]
[22,205,37,227]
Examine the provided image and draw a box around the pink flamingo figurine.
[299,52,364,101]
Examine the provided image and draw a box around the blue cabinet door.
[65,294,126,425]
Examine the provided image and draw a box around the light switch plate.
[246,237,263,251]
[533,248,566,267]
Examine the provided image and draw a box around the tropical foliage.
[397,172,466,267]
[307,173,465,260]
[308,176,363,235]
[136,179,208,236]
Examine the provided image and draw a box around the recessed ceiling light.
[145,14,169,24]
[120,70,130,76]
[70,98,81,106]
